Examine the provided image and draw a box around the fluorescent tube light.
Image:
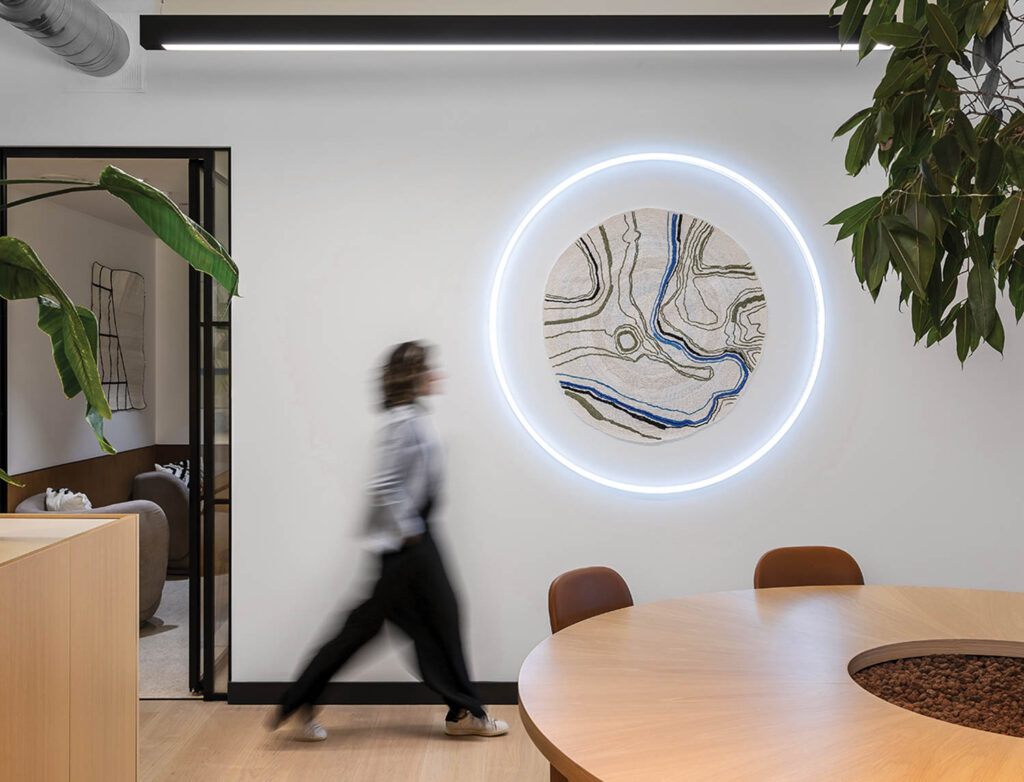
[142,16,868,53]
[161,42,875,52]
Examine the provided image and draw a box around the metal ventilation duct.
[0,0,129,76]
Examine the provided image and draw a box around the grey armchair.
[15,493,169,625]
[133,471,189,574]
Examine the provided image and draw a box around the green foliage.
[0,166,239,484]
[829,0,1024,363]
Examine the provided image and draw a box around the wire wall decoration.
[91,261,147,412]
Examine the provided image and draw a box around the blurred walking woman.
[273,341,508,741]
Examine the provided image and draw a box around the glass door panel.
[189,151,231,699]
[208,148,231,696]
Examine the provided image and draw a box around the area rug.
[139,577,193,699]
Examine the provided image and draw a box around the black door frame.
[0,145,231,700]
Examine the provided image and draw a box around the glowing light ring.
[488,152,825,494]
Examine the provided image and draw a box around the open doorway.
[0,147,232,700]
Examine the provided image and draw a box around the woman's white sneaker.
[297,720,327,741]
[444,712,509,737]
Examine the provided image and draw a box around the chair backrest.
[548,566,633,634]
[753,546,864,589]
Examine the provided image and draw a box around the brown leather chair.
[753,546,864,589]
[547,567,633,781]
[548,566,633,634]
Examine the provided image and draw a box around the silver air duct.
[0,0,129,76]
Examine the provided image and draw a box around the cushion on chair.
[44,487,92,512]
[154,459,190,488]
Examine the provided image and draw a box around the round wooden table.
[518,586,1024,781]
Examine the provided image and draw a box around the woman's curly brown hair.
[381,341,432,409]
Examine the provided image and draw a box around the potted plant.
[828,0,1024,362]
[0,166,239,484]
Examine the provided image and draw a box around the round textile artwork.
[543,208,767,443]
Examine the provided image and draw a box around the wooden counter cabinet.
[0,514,138,782]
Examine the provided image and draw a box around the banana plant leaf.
[37,297,114,455]
[1,167,239,297]
[0,238,111,420]
[0,164,240,484]
[0,466,22,487]
[98,166,238,297]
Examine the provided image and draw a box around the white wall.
[7,196,157,473]
[154,243,190,444]
[3,9,1023,685]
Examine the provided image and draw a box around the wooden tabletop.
[0,515,121,566]
[518,586,1024,781]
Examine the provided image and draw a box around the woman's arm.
[368,419,425,547]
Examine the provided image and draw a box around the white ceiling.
[157,1,831,14]
[6,157,190,234]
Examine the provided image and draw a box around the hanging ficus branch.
[0,166,239,485]
[829,0,1024,363]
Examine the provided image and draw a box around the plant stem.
[0,186,105,211]
[0,178,98,187]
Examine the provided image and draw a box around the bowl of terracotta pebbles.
[852,654,1024,738]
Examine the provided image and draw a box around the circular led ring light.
[489,153,825,494]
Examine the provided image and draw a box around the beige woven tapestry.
[543,208,767,444]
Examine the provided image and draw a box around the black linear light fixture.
[139,15,874,53]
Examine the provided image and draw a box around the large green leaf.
[845,121,876,176]
[866,221,890,294]
[1003,145,1024,189]
[967,259,997,337]
[876,108,896,144]
[859,0,901,58]
[0,466,24,487]
[1008,260,1024,320]
[828,196,881,240]
[37,297,87,398]
[952,111,979,160]
[926,309,957,346]
[925,5,961,58]
[985,311,1005,352]
[834,108,873,138]
[98,166,239,297]
[911,293,932,342]
[904,198,938,241]
[903,0,926,23]
[86,404,115,455]
[978,0,1006,38]
[932,134,962,177]
[874,57,928,99]
[839,0,870,43]
[881,215,933,298]
[994,191,1024,265]
[955,303,973,363]
[976,140,1004,192]
[0,238,111,419]
[36,298,115,454]
[871,21,924,47]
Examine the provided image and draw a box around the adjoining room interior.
[3,151,231,702]
[3,0,1024,780]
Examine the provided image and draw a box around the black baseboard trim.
[228,681,518,706]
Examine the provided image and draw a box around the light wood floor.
[140,701,548,781]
